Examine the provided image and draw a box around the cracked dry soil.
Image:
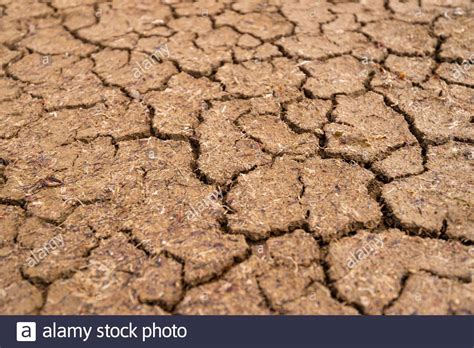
[0,0,473,315]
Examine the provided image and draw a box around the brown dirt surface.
[0,0,472,316]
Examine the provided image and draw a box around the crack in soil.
[0,0,472,315]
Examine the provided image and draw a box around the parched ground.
[0,0,473,315]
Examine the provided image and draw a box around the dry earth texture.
[0,0,473,315]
